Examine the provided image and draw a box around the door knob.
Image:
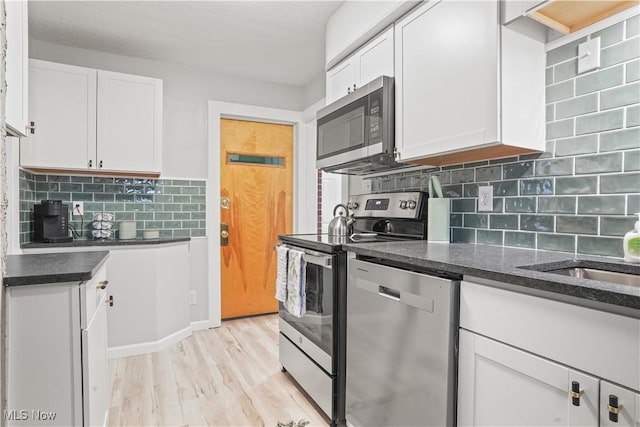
[220,223,229,246]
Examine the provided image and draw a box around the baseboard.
[190,319,213,331]
[107,326,192,359]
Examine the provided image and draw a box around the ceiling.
[29,1,344,87]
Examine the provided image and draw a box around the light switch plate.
[478,186,493,212]
[578,37,600,74]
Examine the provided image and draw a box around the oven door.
[278,247,335,373]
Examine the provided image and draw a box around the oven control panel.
[348,191,427,219]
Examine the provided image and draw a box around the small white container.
[119,221,137,240]
[143,229,160,240]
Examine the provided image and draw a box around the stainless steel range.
[277,191,429,427]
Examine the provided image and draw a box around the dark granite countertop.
[4,251,110,287]
[344,242,640,312]
[21,237,190,249]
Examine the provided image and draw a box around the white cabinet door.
[326,58,357,104]
[357,26,394,86]
[600,382,640,427]
[21,60,97,170]
[395,0,500,162]
[326,26,394,105]
[5,0,29,137]
[82,292,109,427]
[97,70,162,173]
[458,329,599,427]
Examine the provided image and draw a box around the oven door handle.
[302,253,333,268]
[276,244,333,268]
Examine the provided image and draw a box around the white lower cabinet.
[600,381,640,427]
[458,329,599,427]
[7,265,109,427]
[458,280,640,427]
[82,292,109,427]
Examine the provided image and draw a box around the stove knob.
[399,200,408,209]
[351,202,359,209]
[408,200,417,209]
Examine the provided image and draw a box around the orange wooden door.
[220,118,293,319]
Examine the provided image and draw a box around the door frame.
[207,100,322,327]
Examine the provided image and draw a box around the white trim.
[190,319,213,331]
[207,101,307,328]
[545,6,639,52]
[107,326,192,359]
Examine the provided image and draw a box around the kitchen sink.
[519,261,640,287]
[545,267,640,287]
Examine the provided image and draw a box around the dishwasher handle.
[378,286,400,301]
[354,279,434,313]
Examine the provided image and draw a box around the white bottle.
[623,213,640,263]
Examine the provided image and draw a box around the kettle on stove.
[328,204,352,236]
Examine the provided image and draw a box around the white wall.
[29,40,311,179]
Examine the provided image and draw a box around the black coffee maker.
[34,200,73,243]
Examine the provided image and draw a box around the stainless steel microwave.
[316,76,404,175]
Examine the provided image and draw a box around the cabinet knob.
[97,280,109,290]
[570,381,584,406]
[106,295,114,307]
[88,159,93,168]
[25,121,36,134]
[99,160,103,169]
[607,395,623,423]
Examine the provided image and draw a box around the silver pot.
[328,204,349,236]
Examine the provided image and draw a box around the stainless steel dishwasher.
[346,257,459,427]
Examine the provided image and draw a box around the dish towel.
[275,245,289,302]
[285,249,306,317]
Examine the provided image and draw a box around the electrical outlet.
[478,186,493,212]
[72,201,84,216]
[188,290,197,305]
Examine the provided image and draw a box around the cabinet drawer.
[460,281,640,391]
[82,265,108,329]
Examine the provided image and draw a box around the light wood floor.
[108,314,329,427]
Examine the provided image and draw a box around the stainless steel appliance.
[277,191,429,427]
[33,199,72,243]
[346,259,460,427]
[316,76,406,175]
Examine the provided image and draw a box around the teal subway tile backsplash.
[19,171,206,244]
[366,16,640,258]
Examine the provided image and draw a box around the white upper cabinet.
[97,70,162,173]
[5,0,29,137]
[326,26,394,104]
[21,60,163,175]
[394,0,545,165]
[21,60,97,171]
[326,58,357,105]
